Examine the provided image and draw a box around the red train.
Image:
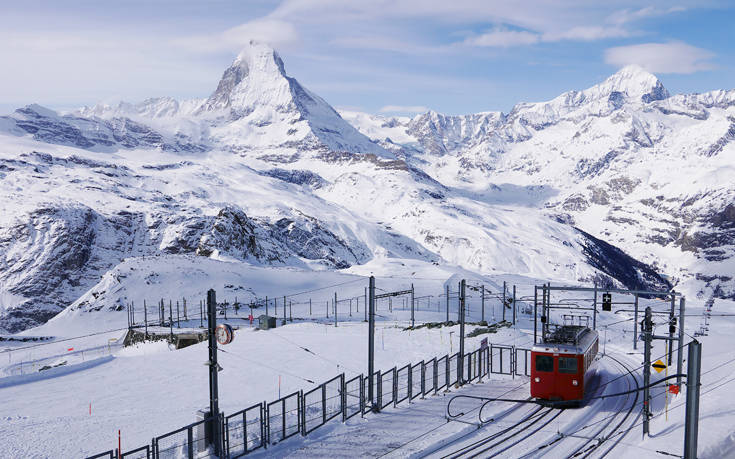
[530,325,599,405]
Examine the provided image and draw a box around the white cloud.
[464,28,539,47]
[464,24,628,48]
[173,19,298,53]
[542,26,628,42]
[604,41,715,74]
[379,105,429,113]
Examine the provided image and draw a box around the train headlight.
[534,377,540,383]
[572,379,578,386]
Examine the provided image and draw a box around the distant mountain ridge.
[0,43,727,333]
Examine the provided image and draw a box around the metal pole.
[289,301,292,322]
[481,285,485,323]
[169,304,173,341]
[334,292,338,327]
[411,284,415,328]
[643,306,652,437]
[684,340,701,459]
[446,285,449,323]
[633,294,639,350]
[669,295,676,366]
[502,281,506,322]
[200,300,203,328]
[678,297,686,386]
[533,287,537,345]
[458,280,466,385]
[309,298,312,316]
[176,301,180,328]
[144,300,148,339]
[283,296,287,324]
[512,285,516,325]
[265,296,268,316]
[593,285,598,330]
[350,298,352,317]
[368,276,376,411]
[364,287,367,321]
[206,289,220,455]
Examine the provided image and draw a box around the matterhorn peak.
[594,64,669,104]
[199,41,291,114]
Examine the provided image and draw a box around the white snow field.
[1,259,734,458]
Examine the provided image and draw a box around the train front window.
[559,357,578,374]
[535,355,554,372]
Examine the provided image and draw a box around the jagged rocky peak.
[200,40,302,116]
[588,65,669,105]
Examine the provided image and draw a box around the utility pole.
[368,276,376,412]
[642,306,653,437]
[533,287,538,345]
[458,280,466,385]
[206,289,221,455]
[678,297,686,386]
[669,295,676,366]
[481,285,485,323]
[593,284,598,330]
[684,340,701,459]
[143,300,148,339]
[633,294,639,350]
[410,284,415,328]
[445,285,450,323]
[502,281,506,322]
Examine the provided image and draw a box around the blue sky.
[1,0,733,115]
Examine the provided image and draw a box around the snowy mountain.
[344,65,735,302]
[0,46,681,333]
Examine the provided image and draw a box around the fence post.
[421,361,426,398]
[341,373,347,422]
[301,391,306,437]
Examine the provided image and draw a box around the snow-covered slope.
[0,48,673,333]
[344,66,735,301]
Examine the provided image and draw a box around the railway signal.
[602,293,612,311]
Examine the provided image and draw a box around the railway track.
[431,404,564,459]
[517,353,642,459]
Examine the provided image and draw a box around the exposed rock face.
[345,65,735,301]
[576,228,671,293]
[1,105,207,153]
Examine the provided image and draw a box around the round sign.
[216,323,234,345]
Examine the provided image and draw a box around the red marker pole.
[118,430,121,459]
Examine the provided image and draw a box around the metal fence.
[120,444,150,459]
[153,414,223,459]
[89,343,531,458]
[225,403,264,457]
